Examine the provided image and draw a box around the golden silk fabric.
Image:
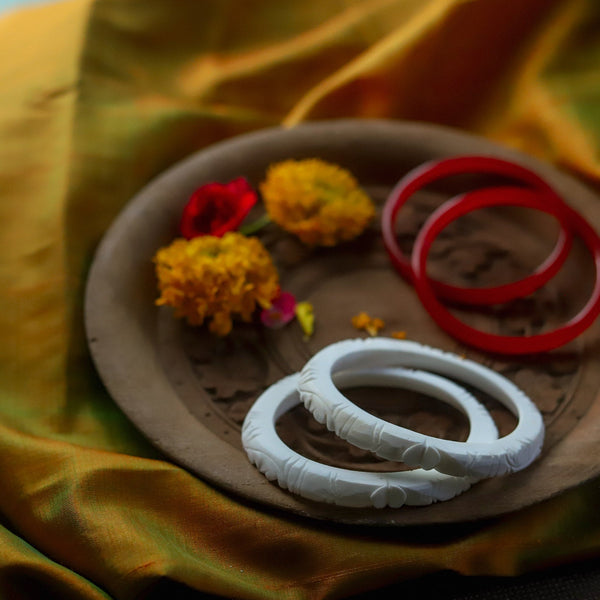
[1,0,599,598]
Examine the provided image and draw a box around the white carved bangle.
[242,367,499,508]
[298,338,545,479]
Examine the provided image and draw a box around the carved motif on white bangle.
[298,338,545,479]
[242,367,499,508]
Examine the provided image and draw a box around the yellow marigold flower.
[391,330,407,340]
[260,158,375,246]
[351,312,384,336]
[153,232,280,336]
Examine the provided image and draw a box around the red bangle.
[382,156,573,305]
[411,186,600,355]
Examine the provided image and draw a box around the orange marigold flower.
[153,232,279,336]
[260,158,375,246]
[351,312,385,336]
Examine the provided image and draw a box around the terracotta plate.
[85,119,600,526]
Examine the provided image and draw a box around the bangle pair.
[382,156,600,354]
[243,338,544,508]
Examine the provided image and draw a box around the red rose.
[180,177,257,239]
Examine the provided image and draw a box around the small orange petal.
[391,330,407,340]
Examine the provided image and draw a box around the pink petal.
[261,291,297,328]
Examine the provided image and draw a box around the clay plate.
[85,119,600,526]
